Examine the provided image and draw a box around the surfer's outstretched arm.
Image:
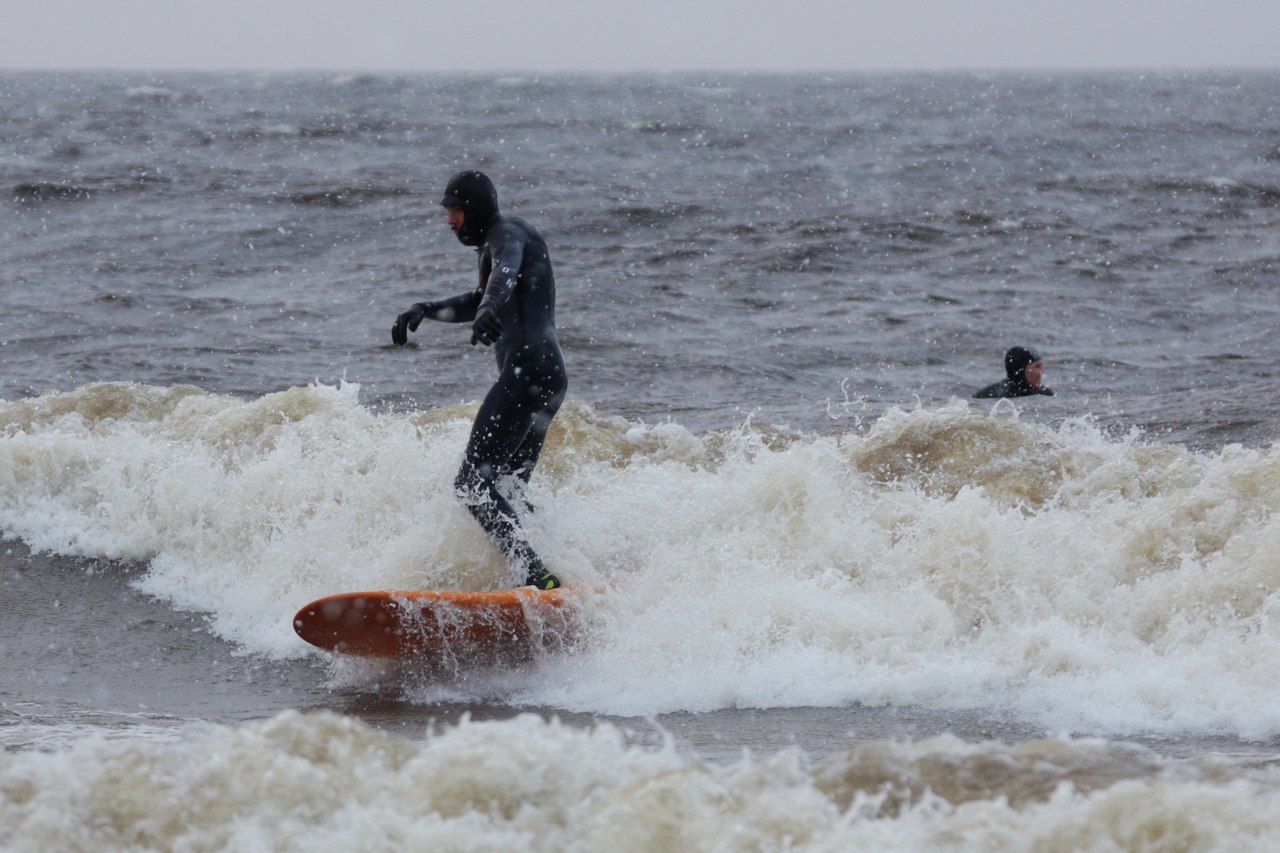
[391,291,481,344]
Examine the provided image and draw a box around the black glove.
[470,304,502,347]
[392,303,430,346]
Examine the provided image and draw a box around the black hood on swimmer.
[1004,346,1041,380]
[440,170,500,247]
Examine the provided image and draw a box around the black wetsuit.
[974,345,1054,398]
[973,378,1054,399]
[394,172,567,584]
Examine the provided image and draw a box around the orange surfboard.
[292,587,577,664]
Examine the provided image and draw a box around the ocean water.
[3,70,1280,850]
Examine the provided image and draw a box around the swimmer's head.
[1005,346,1044,386]
[440,170,499,247]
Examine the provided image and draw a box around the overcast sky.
[4,0,1277,73]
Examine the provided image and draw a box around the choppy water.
[3,70,1280,851]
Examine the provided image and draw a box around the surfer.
[973,346,1055,398]
[392,170,566,590]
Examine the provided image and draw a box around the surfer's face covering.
[439,170,500,247]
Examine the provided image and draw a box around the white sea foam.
[2,711,1279,853]
[3,383,1280,737]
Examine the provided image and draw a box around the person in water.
[974,346,1055,398]
[392,170,566,590]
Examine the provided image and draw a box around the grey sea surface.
[3,70,1280,851]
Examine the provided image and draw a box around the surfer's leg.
[456,456,550,584]
[455,370,560,588]
[509,407,556,482]
[491,428,545,516]
[492,361,567,515]
[503,382,566,521]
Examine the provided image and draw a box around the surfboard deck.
[292,586,576,663]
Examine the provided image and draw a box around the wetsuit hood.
[1004,346,1041,381]
[440,170,500,247]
